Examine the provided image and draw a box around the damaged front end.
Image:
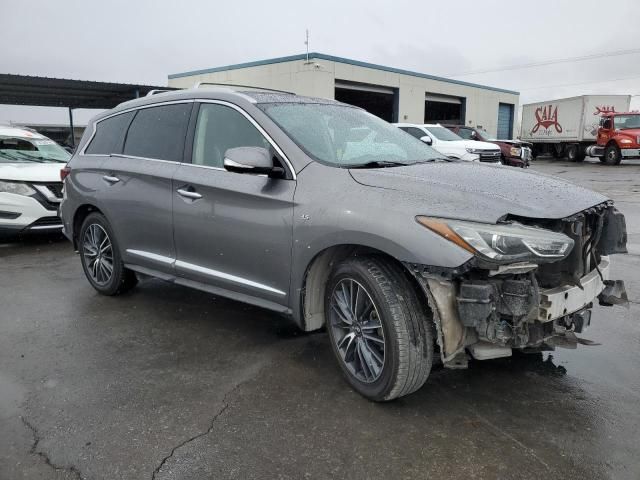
[408,202,628,368]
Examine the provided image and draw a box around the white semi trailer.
[520,95,631,161]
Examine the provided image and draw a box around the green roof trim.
[168,52,519,95]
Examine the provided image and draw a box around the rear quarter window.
[123,103,191,162]
[84,111,135,155]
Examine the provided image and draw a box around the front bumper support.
[538,257,613,321]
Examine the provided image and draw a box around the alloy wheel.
[329,279,386,383]
[82,224,114,285]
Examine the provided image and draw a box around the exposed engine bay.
[408,202,629,367]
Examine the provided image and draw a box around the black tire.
[552,144,563,159]
[603,144,622,165]
[325,256,434,401]
[565,144,579,162]
[79,212,137,295]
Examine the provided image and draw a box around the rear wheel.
[325,256,434,401]
[79,212,137,295]
[566,144,585,162]
[603,144,622,165]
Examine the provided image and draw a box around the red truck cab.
[596,112,640,165]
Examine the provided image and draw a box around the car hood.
[0,162,63,182]
[349,162,608,223]
[487,138,532,147]
[618,128,640,138]
[442,140,498,151]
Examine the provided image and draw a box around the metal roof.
[0,74,178,109]
[169,52,519,96]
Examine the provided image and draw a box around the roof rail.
[192,82,295,95]
[145,89,173,96]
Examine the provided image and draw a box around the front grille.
[42,182,63,198]
[479,151,502,162]
[30,182,63,211]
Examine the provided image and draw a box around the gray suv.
[60,86,628,401]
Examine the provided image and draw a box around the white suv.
[395,123,502,163]
[0,126,70,237]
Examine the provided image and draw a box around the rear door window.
[123,103,192,161]
[84,111,135,155]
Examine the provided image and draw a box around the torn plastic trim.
[411,274,467,367]
[404,258,475,280]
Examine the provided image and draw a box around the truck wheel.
[552,144,564,158]
[603,144,622,165]
[566,144,578,162]
[79,212,138,295]
[325,256,434,402]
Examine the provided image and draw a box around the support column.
[68,106,75,149]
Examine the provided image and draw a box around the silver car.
[60,86,628,401]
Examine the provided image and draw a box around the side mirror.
[223,147,284,177]
[419,135,432,145]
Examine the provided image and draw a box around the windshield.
[0,136,71,163]
[614,115,640,130]
[259,103,445,167]
[423,126,463,141]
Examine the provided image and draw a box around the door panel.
[172,101,295,304]
[95,102,192,273]
[97,156,179,272]
[172,165,295,303]
[497,103,514,139]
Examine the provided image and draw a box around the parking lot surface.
[1,159,639,480]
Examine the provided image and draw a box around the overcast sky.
[2,0,640,125]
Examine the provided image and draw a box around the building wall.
[169,57,519,138]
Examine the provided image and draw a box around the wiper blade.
[416,157,453,163]
[346,160,408,169]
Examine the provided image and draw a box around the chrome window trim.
[195,99,296,180]
[125,249,285,296]
[109,153,182,165]
[80,99,195,157]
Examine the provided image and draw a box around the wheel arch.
[72,204,104,249]
[298,244,432,334]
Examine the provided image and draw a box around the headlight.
[620,138,633,144]
[416,216,574,264]
[0,180,36,196]
[465,148,483,154]
[509,146,522,156]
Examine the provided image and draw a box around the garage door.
[424,94,464,124]
[497,103,514,139]
[334,81,397,122]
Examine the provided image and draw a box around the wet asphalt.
[0,158,639,480]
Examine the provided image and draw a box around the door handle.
[177,188,202,200]
[103,175,120,184]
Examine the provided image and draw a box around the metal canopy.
[0,74,178,109]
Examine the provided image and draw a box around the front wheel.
[79,212,137,295]
[325,256,434,401]
[603,144,622,165]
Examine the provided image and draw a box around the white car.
[394,123,502,163]
[0,126,70,237]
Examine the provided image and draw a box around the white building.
[168,53,519,139]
